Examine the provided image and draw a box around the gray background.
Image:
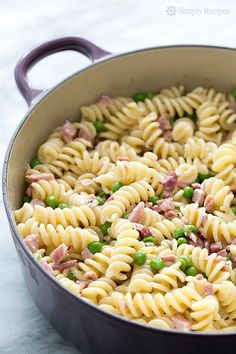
[0,0,235,352]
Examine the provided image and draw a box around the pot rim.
[3,43,236,337]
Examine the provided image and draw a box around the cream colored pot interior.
[7,46,236,210]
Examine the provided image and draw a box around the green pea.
[146,92,155,100]
[183,187,193,199]
[88,241,103,254]
[112,182,123,193]
[98,191,109,199]
[177,237,188,246]
[133,251,147,265]
[232,206,236,216]
[143,236,156,244]
[96,197,105,205]
[46,195,58,209]
[173,228,185,239]
[100,222,112,235]
[178,256,192,271]
[184,225,199,236]
[133,93,147,102]
[231,88,236,100]
[195,173,212,183]
[23,195,32,203]
[33,252,42,262]
[185,266,198,276]
[94,121,106,133]
[150,257,165,271]
[122,213,129,219]
[58,203,70,209]
[148,196,159,205]
[67,269,76,281]
[30,158,41,168]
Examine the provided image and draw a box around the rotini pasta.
[14,87,236,333]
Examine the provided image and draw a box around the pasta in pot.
[14,85,236,333]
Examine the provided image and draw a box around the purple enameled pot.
[3,36,236,354]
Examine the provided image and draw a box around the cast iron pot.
[3,36,236,354]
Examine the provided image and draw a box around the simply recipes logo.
[165,5,231,17]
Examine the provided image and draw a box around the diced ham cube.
[162,255,177,263]
[30,199,45,207]
[50,244,68,263]
[60,120,77,142]
[217,249,227,257]
[26,173,55,184]
[24,234,40,253]
[52,260,77,270]
[204,240,211,252]
[77,128,92,142]
[128,202,145,223]
[163,130,172,142]
[210,242,223,254]
[26,186,32,196]
[158,113,171,131]
[134,223,154,237]
[160,172,178,196]
[41,261,54,275]
[81,248,93,261]
[172,315,191,331]
[154,198,177,219]
[165,209,178,219]
[192,188,206,206]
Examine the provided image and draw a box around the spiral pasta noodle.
[14,87,236,333]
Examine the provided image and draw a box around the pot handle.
[15,36,111,106]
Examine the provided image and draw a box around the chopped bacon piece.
[117,156,130,162]
[204,240,211,252]
[77,128,92,142]
[87,195,99,208]
[81,247,93,261]
[217,249,227,257]
[52,260,77,270]
[165,209,178,219]
[99,94,112,106]
[162,255,176,263]
[41,261,53,275]
[204,195,215,213]
[163,130,172,142]
[192,188,206,206]
[26,173,55,184]
[204,282,214,296]
[24,234,40,253]
[60,120,77,142]
[83,271,98,282]
[154,198,177,219]
[191,183,201,190]
[189,232,198,244]
[172,315,191,331]
[210,242,223,254]
[135,223,153,237]
[196,274,204,281]
[50,244,68,263]
[160,172,178,196]
[77,179,94,187]
[128,202,145,223]
[30,199,45,207]
[26,186,32,196]
[158,113,171,131]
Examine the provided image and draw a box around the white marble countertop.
[0,0,236,352]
